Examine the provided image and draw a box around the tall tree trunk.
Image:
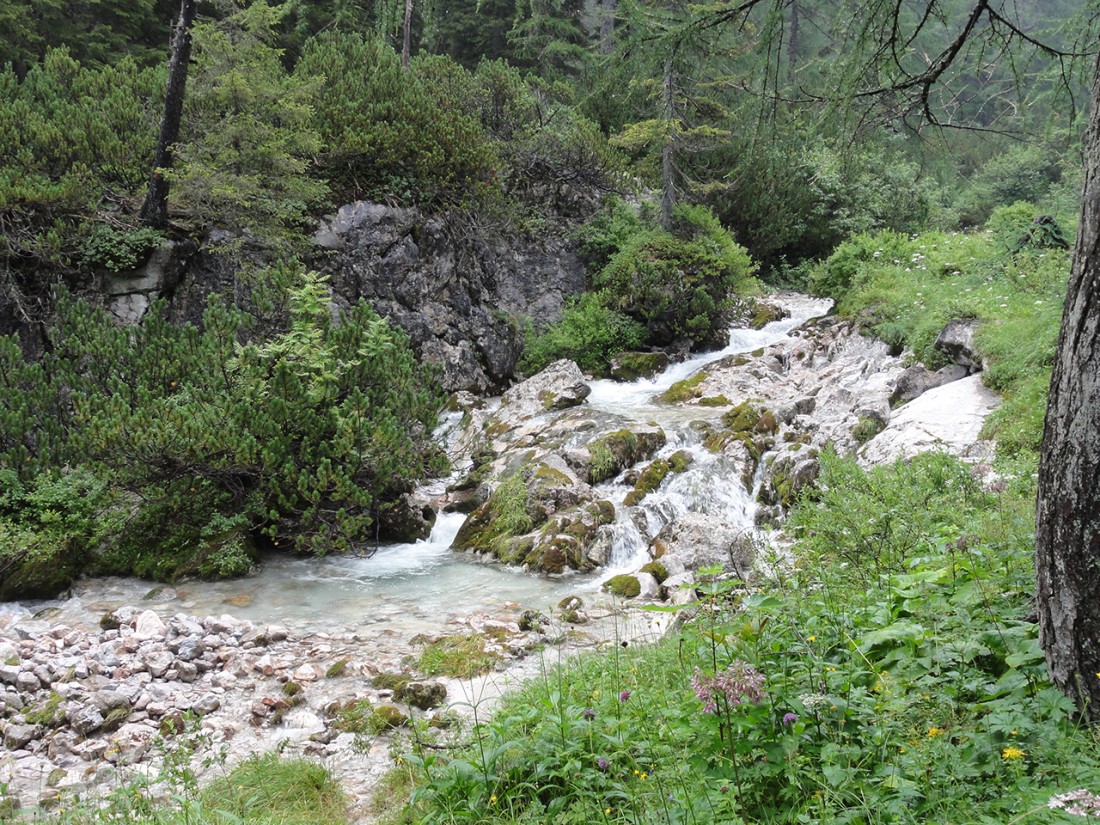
[599,0,616,55]
[787,0,799,79]
[139,0,196,229]
[660,58,676,232]
[402,0,414,69]
[1035,52,1100,723]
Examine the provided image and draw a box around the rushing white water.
[7,293,831,634]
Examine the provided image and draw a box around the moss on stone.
[697,395,731,407]
[658,371,708,403]
[668,450,694,473]
[588,428,667,484]
[639,561,668,583]
[623,458,672,506]
[852,415,886,445]
[371,673,412,692]
[611,351,670,381]
[604,574,641,598]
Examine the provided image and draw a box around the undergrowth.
[387,452,1100,824]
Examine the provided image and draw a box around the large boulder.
[860,374,1000,466]
[649,512,756,576]
[934,319,984,373]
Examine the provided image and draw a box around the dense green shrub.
[595,203,757,346]
[519,292,646,376]
[0,468,118,600]
[296,32,497,207]
[953,143,1066,227]
[0,268,446,587]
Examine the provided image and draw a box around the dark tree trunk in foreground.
[139,0,197,229]
[1035,53,1100,723]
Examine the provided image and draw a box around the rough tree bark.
[599,0,617,55]
[402,0,414,70]
[1035,51,1100,722]
[139,0,197,229]
[660,58,676,231]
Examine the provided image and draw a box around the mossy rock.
[371,673,412,692]
[587,428,668,484]
[610,351,671,382]
[0,547,88,601]
[747,301,786,329]
[697,395,731,407]
[852,415,886,445]
[604,574,641,598]
[639,561,668,584]
[624,458,672,506]
[452,472,537,553]
[667,450,694,473]
[24,692,65,727]
[394,681,447,710]
[658,371,708,403]
[370,705,409,731]
[325,659,349,678]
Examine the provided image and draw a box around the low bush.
[519,292,646,376]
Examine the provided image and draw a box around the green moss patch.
[659,371,708,403]
[604,574,641,598]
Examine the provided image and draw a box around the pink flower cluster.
[691,661,766,714]
[1049,789,1100,817]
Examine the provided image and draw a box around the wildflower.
[1048,788,1100,816]
[582,708,596,720]
[619,690,631,703]
[605,808,611,815]
[927,726,944,738]
[490,795,498,805]
[806,635,816,642]
[1002,746,1026,761]
[596,757,609,771]
[782,712,799,725]
[691,661,766,714]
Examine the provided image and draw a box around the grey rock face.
[934,319,984,372]
[312,202,588,393]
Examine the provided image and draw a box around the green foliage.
[596,204,758,346]
[519,293,646,377]
[789,451,989,582]
[296,31,496,207]
[0,468,117,600]
[402,454,1098,825]
[77,223,164,272]
[415,633,501,679]
[574,198,647,272]
[198,753,349,825]
[0,267,446,588]
[170,2,328,250]
[604,573,641,598]
[953,142,1067,227]
[813,228,1068,457]
[706,139,937,274]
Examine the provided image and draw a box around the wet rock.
[650,513,756,577]
[68,705,105,736]
[891,364,945,405]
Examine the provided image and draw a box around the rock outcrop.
[313,202,587,392]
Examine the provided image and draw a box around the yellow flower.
[490,795,497,805]
[640,772,648,780]
[927,726,943,738]
[1002,746,1025,761]
[605,808,612,815]
[807,635,817,642]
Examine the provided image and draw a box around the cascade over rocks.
[447,293,1004,601]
